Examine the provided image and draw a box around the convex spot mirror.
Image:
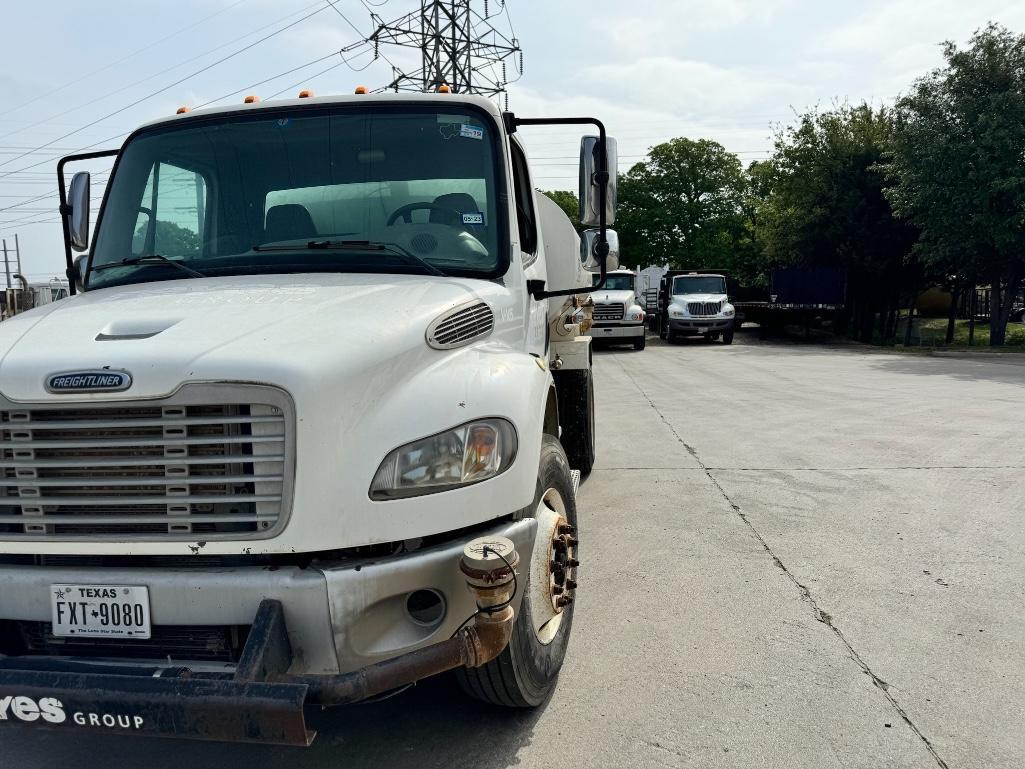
[581,228,620,273]
[579,135,617,227]
[67,171,91,253]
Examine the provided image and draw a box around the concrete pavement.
[7,331,1023,768]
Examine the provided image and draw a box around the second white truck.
[586,268,646,350]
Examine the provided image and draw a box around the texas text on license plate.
[50,584,152,639]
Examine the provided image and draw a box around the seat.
[429,193,480,227]
[264,204,317,242]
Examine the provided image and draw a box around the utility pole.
[14,233,21,278]
[2,239,10,289]
[345,1,522,104]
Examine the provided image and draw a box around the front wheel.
[633,334,646,351]
[457,436,578,707]
[722,327,735,345]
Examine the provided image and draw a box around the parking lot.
[9,330,1024,768]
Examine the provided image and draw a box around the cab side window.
[510,142,537,255]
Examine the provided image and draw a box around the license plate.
[50,584,151,639]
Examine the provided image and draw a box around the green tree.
[134,220,200,258]
[886,23,1025,345]
[755,104,918,341]
[616,138,752,275]
[540,190,581,229]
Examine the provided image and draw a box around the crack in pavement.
[614,358,952,769]
[600,465,1025,472]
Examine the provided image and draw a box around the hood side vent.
[426,301,495,350]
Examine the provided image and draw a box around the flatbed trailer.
[734,301,845,337]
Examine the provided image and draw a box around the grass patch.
[911,317,1025,347]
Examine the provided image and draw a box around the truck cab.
[658,271,736,345]
[586,268,646,350]
[0,92,619,745]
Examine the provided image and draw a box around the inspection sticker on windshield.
[51,584,151,639]
[462,212,486,225]
[460,124,484,140]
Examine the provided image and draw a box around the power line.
[266,59,354,99]
[0,3,333,174]
[2,0,251,120]
[0,2,332,145]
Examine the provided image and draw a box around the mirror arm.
[505,113,609,301]
[56,148,120,295]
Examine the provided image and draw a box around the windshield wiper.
[252,239,446,277]
[92,254,206,278]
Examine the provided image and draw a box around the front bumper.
[587,323,645,339]
[0,518,536,745]
[668,318,734,334]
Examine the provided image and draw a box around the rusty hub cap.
[548,518,578,612]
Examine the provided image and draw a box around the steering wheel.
[387,202,464,226]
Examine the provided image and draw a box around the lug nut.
[552,585,564,595]
[565,558,580,568]
[553,540,568,553]
[558,524,575,535]
[556,595,574,607]
[566,537,578,547]
[565,579,577,590]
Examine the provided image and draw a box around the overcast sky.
[1,0,1024,282]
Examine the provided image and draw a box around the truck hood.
[592,289,637,305]
[671,293,728,303]
[0,274,511,402]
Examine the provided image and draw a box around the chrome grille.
[427,301,495,349]
[593,303,625,322]
[688,301,722,316]
[0,387,292,540]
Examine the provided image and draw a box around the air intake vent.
[410,233,438,254]
[426,301,495,350]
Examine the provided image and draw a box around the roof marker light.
[176,106,191,114]
[437,84,451,93]
[243,95,260,104]
[298,89,314,98]
[354,85,368,94]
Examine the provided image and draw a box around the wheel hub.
[548,519,578,612]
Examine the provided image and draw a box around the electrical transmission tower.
[344,1,522,104]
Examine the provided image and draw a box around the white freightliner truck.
[586,268,646,350]
[0,92,619,745]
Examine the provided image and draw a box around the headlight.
[723,305,735,318]
[626,306,645,322]
[370,418,517,500]
[668,305,685,318]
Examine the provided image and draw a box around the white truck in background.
[658,270,736,344]
[586,268,646,350]
[0,92,619,745]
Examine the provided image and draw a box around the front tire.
[457,436,578,707]
[723,327,735,345]
[553,368,595,474]
[633,334,646,351]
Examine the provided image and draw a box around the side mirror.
[580,228,620,273]
[67,171,90,252]
[72,254,87,291]
[578,135,617,227]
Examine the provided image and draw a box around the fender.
[305,342,555,548]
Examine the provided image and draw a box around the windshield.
[89,106,504,288]
[595,274,635,291]
[672,275,726,295]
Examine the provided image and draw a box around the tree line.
[545,23,1025,346]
